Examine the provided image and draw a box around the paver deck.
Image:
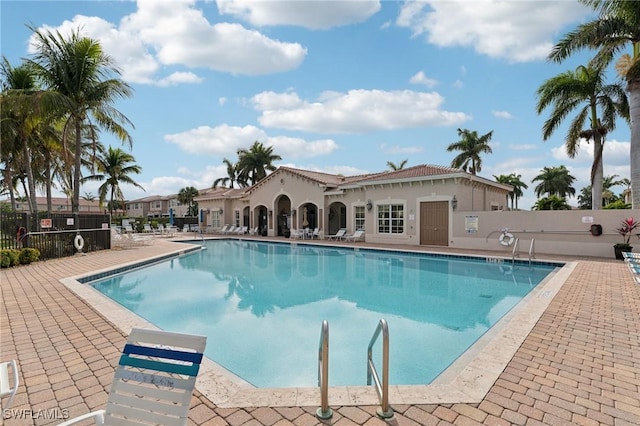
[1,236,639,425]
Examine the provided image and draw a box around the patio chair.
[224,226,237,235]
[326,228,346,240]
[344,229,365,242]
[236,226,248,235]
[143,224,153,233]
[312,228,320,239]
[249,227,259,235]
[0,359,19,409]
[290,229,304,239]
[59,328,207,426]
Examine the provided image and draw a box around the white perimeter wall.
[451,209,640,258]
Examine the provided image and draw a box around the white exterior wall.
[451,209,640,258]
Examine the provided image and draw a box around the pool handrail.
[367,319,393,418]
[316,320,332,419]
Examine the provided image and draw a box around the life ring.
[74,234,85,251]
[16,227,27,242]
[499,232,515,247]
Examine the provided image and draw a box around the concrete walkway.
[1,237,639,425]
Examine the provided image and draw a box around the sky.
[1,0,633,210]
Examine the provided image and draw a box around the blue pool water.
[89,240,559,388]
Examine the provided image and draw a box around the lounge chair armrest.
[58,409,105,425]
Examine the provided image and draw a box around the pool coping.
[60,240,575,408]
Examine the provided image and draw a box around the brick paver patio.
[1,237,639,425]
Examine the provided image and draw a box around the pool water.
[90,240,558,388]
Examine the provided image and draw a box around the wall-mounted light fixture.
[219,208,223,214]
[451,195,458,211]
[366,199,373,211]
[292,208,296,215]
[268,210,273,217]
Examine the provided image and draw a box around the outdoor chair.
[59,328,207,426]
[326,228,346,240]
[344,229,365,242]
[0,359,19,409]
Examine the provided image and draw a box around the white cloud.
[409,71,438,88]
[380,144,423,155]
[164,124,338,159]
[252,89,471,133]
[492,110,513,119]
[156,71,203,86]
[396,1,591,62]
[165,124,267,156]
[30,0,307,86]
[551,138,630,166]
[216,0,381,29]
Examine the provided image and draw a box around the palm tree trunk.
[591,137,604,210]
[72,118,82,216]
[21,137,38,215]
[630,79,640,208]
[44,150,53,213]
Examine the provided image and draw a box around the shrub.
[18,248,41,265]
[1,249,20,268]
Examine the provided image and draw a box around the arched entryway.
[275,195,292,237]
[253,205,268,236]
[327,202,346,235]
[296,202,319,231]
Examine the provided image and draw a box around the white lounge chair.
[249,227,259,235]
[217,225,229,234]
[59,328,206,426]
[312,228,320,239]
[290,229,304,239]
[344,229,365,242]
[0,359,19,409]
[236,226,248,235]
[225,226,237,235]
[327,228,346,240]
[143,224,153,233]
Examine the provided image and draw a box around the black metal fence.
[1,212,111,261]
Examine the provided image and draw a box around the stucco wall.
[451,209,640,258]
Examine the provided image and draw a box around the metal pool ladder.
[316,320,332,419]
[367,319,393,418]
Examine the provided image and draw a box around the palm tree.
[27,27,134,217]
[493,173,529,210]
[236,141,281,186]
[1,58,40,214]
[213,158,238,188]
[446,128,493,175]
[532,165,576,198]
[178,186,199,217]
[387,159,408,171]
[536,64,629,210]
[82,146,144,215]
[533,195,572,210]
[548,0,640,207]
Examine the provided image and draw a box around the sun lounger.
[327,228,346,240]
[344,229,365,242]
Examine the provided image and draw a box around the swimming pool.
[88,240,559,388]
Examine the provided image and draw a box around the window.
[377,204,404,234]
[234,210,240,226]
[354,206,365,230]
[211,211,222,228]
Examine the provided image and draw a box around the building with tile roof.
[195,164,511,246]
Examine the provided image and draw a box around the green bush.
[1,249,20,268]
[18,248,40,265]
